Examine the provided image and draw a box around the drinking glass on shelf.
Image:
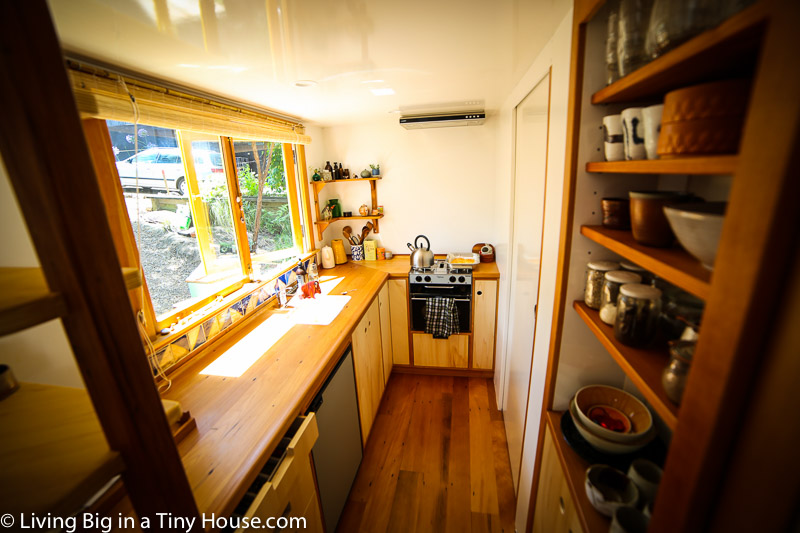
[617,0,653,77]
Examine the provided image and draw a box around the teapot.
[407,235,434,268]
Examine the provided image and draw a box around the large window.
[104,120,311,330]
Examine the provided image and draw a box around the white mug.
[603,114,624,161]
[642,104,664,159]
[621,107,646,160]
[627,459,662,505]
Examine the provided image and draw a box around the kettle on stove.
[407,235,434,268]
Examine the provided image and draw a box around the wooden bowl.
[661,79,750,122]
[574,385,653,443]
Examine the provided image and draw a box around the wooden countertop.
[166,262,388,520]
[165,257,500,521]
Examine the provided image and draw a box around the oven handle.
[411,297,471,302]
[424,285,454,289]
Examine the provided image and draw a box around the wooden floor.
[337,373,517,533]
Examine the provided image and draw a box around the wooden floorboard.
[338,374,516,533]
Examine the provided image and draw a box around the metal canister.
[662,340,694,404]
[614,283,662,346]
[584,261,621,309]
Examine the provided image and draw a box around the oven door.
[409,284,471,333]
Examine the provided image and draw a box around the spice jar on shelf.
[585,260,621,310]
[599,270,643,325]
[662,337,695,404]
[614,283,662,346]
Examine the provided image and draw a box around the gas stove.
[409,259,472,285]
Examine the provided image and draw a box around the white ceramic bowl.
[574,385,654,444]
[663,202,726,270]
[570,398,654,454]
[584,464,639,517]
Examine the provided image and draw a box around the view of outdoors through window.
[232,140,296,279]
[108,120,244,316]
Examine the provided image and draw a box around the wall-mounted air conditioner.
[399,112,486,129]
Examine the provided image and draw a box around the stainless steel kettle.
[407,235,434,268]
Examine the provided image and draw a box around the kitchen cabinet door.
[378,283,393,384]
[351,298,385,445]
[533,425,583,533]
[472,279,498,369]
[411,333,469,368]
[388,279,410,365]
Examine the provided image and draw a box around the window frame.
[85,119,314,340]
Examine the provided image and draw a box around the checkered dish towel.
[424,297,460,339]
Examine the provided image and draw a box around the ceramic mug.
[351,244,364,261]
[611,506,650,533]
[642,104,664,159]
[621,107,646,160]
[627,459,663,506]
[603,114,625,161]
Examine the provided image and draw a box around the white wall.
[313,115,500,255]
[491,9,574,531]
[0,156,85,388]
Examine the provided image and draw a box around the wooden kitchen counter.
[165,262,388,521]
[357,254,500,279]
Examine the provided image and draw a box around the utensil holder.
[350,244,364,261]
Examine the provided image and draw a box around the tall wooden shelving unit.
[530,1,800,532]
[0,2,200,528]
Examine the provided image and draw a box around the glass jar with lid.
[585,261,621,309]
[599,270,643,325]
[614,283,662,346]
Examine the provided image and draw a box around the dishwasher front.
[307,347,363,532]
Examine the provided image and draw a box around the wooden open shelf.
[592,1,768,104]
[0,267,67,336]
[312,176,384,240]
[581,225,711,300]
[574,301,679,430]
[545,410,610,533]
[0,382,125,515]
[586,155,737,175]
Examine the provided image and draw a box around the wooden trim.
[527,12,587,533]
[282,143,304,252]
[391,365,493,379]
[586,156,737,175]
[221,136,253,277]
[0,1,199,524]
[295,144,316,252]
[177,131,215,273]
[82,118,157,337]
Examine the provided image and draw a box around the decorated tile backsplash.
[150,259,314,374]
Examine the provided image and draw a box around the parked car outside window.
[116,147,224,195]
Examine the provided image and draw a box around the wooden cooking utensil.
[343,226,353,243]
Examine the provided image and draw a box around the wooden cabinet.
[235,414,323,533]
[532,1,800,532]
[351,297,385,445]
[377,283,393,384]
[533,425,583,533]
[411,333,469,368]
[388,279,410,365]
[472,279,498,370]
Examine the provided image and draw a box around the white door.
[503,72,550,491]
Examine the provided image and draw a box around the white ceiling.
[47,0,571,126]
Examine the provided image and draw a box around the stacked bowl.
[570,385,654,454]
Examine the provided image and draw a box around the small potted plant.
[370,164,380,176]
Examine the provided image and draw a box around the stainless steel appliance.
[307,349,362,533]
[409,259,472,333]
[407,234,435,268]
